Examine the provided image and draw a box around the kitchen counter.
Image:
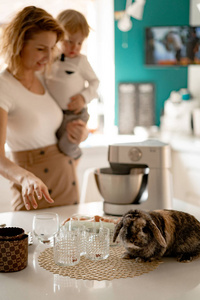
[159,131,200,154]
[81,131,200,153]
[1,131,200,212]
[1,199,200,300]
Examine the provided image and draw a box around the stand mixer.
[94,140,173,215]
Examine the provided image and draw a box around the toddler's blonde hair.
[57,9,90,38]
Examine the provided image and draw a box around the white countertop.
[80,131,200,154]
[1,199,200,300]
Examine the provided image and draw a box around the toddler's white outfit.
[46,54,99,159]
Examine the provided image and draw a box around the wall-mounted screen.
[145,26,200,66]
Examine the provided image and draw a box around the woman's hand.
[20,173,54,210]
[66,119,88,144]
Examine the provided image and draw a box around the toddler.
[46,9,99,159]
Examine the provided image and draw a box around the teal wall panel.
[114,0,190,126]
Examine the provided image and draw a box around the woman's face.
[20,31,57,72]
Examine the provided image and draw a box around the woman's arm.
[0,108,54,210]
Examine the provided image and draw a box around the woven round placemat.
[38,246,162,281]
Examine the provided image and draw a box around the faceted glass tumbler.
[100,216,121,247]
[54,231,80,266]
[61,221,86,256]
[85,227,109,261]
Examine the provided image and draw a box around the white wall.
[188,0,200,99]
[91,0,115,134]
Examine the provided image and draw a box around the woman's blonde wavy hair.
[0,6,64,74]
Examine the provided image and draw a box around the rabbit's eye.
[142,226,148,233]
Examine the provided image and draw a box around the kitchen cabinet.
[161,132,200,206]
[172,150,200,206]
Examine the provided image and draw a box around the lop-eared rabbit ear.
[150,220,167,248]
[113,218,123,242]
[113,211,135,242]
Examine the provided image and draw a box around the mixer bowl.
[94,167,148,204]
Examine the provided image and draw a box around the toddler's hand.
[66,119,88,144]
[68,94,85,114]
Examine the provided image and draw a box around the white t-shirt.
[0,69,63,151]
[45,54,99,109]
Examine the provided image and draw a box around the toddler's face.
[61,31,85,58]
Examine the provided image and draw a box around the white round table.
[1,200,200,300]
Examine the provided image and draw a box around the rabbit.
[113,209,200,263]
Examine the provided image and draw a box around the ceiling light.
[117,0,133,32]
[118,13,132,32]
[127,0,146,20]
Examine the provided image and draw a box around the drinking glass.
[85,227,109,261]
[32,213,59,245]
[62,214,94,256]
[54,230,80,266]
[61,220,86,256]
[100,216,121,246]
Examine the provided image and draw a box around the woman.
[0,6,88,211]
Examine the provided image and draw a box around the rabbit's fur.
[113,209,200,263]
